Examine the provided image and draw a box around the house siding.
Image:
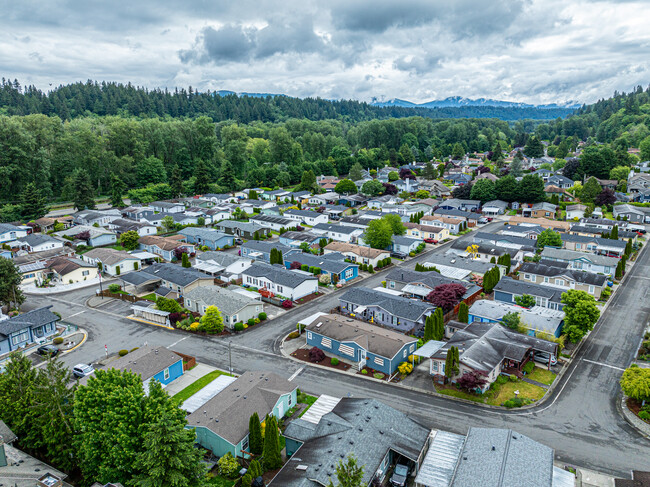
[151,359,184,385]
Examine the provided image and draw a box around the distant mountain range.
[214,90,581,110]
[369,96,582,110]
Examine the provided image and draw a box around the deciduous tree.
[620,364,650,403]
[334,179,357,195]
[536,229,562,249]
[456,371,487,392]
[514,294,536,308]
[425,283,466,312]
[364,219,393,249]
[120,230,140,251]
[561,289,600,342]
[470,179,496,204]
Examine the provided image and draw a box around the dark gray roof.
[187,371,296,445]
[561,232,626,249]
[474,232,535,248]
[284,209,323,218]
[84,346,181,384]
[179,227,232,242]
[519,262,608,285]
[249,214,294,225]
[0,419,17,444]
[339,216,373,228]
[141,263,211,287]
[540,247,620,267]
[242,240,292,255]
[392,235,421,246]
[434,208,480,220]
[184,286,260,315]
[425,254,497,274]
[284,251,357,274]
[20,233,60,247]
[493,277,563,303]
[244,262,317,288]
[386,268,479,299]
[501,224,545,235]
[216,220,268,233]
[0,306,60,338]
[281,231,323,243]
[339,286,434,321]
[433,322,558,373]
[274,398,429,487]
[120,271,161,286]
[313,223,360,234]
[306,314,417,359]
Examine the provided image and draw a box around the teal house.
[187,371,297,458]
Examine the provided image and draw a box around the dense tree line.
[0,79,575,122]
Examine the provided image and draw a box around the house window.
[410,344,415,352]
[432,361,439,372]
[524,273,531,280]
[163,368,170,380]
[589,285,595,294]
[389,281,395,289]
[307,332,312,339]
[82,270,90,276]
[242,435,249,452]
[403,350,407,358]
[555,279,564,286]
[186,300,192,307]
[11,331,29,345]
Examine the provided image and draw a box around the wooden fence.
[173,351,197,371]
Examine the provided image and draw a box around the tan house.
[508,216,570,231]
[403,222,449,241]
[48,256,98,284]
[323,242,389,268]
[522,202,558,219]
[421,215,465,234]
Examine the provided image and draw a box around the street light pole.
[229,341,232,375]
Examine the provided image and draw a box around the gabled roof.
[284,251,356,274]
[141,262,211,287]
[0,306,60,338]
[197,251,249,267]
[184,286,259,315]
[248,214,294,225]
[313,223,360,234]
[280,231,323,243]
[241,240,292,255]
[540,247,620,266]
[187,371,295,445]
[385,268,479,299]
[493,277,564,302]
[179,227,232,242]
[19,233,61,247]
[87,346,181,384]
[307,314,417,359]
[244,262,317,288]
[324,241,389,258]
[340,286,434,321]
[274,398,429,487]
[84,248,138,265]
[519,262,607,285]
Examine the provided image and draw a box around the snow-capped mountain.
[370,96,581,109]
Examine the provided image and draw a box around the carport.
[120,272,161,294]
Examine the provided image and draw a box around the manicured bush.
[234,322,245,332]
[130,347,139,352]
[53,337,64,345]
[368,265,374,274]
[108,283,121,293]
[509,374,518,382]
[287,331,300,339]
[118,349,128,357]
[361,369,368,375]
[522,361,535,374]
[258,312,267,320]
[218,452,240,478]
[301,264,309,272]
[308,346,325,363]
[247,318,255,327]
[398,362,413,375]
[282,300,293,309]
[190,322,200,331]
[330,357,339,366]
[639,411,650,421]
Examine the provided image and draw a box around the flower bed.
[627,397,650,423]
[294,292,322,305]
[358,365,386,380]
[291,349,351,371]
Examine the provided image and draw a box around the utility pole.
[229,341,232,375]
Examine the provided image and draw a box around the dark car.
[37,344,59,357]
[329,214,341,221]
[235,238,244,245]
[390,464,410,487]
[390,251,408,259]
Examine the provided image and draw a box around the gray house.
[183,286,263,328]
[214,220,271,239]
[241,241,292,263]
[0,306,60,355]
[339,286,435,334]
[493,277,565,310]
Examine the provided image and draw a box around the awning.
[352,305,367,314]
[193,261,225,274]
[414,340,446,358]
[298,312,329,326]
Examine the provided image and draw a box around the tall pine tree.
[457,302,469,323]
[170,164,184,198]
[110,174,126,208]
[249,412,263,455]
[20,182,47,220]
[194,160,212,194]
[73,169,96,210]
[219,159,236,192]
[262,415,283,471]
[423,315,434,342]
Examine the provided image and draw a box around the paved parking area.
[91,298,138,315]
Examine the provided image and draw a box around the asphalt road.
[24,222,650,476]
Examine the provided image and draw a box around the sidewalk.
[22,276,114,295]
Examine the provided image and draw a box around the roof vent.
[463,456,468,461]
[491,446,495,451]
[358,427,363,432]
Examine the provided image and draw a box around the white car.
[73,364,95,378]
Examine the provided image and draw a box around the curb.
[62,329,88,354]
[617,393,650,439]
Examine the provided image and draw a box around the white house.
[308,193,339,206]
[242,263,318,300]
[16,234,64,253]
[312,223,363,243]
[0,223,30,244]
[82,248,141,276]
[283,209,329,226]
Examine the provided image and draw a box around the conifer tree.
[73,169,96,210]
[423,315,434,342]
[20,182,47,220]
[248,412,263,455]
[457,302,469,323]
[110,174,126,208]
[262,415,283,471]
[170,164,184,198]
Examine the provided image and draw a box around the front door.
[359,350,367,370]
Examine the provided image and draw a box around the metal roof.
[414,430,465,487]
[180,375,237,412]
[414,340,446,358]
[300,395,341,425]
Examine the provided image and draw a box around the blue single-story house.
[305,314,418,374]
[0,306,60,355]
[278,231,323,248]
[80,346,184,389]
[391,236,421,255]
[467,299,564,338]
[283,250,359,283]
[493,277,565,311]
[179,228,235,250]
[187,371,297,459]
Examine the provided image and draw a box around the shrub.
[168,312,183,325]
[496,375,508,385]
[509,374,518,382]
[156,296,183,313]
[639,411,650,421]
[330,357,339,366]
[53,337,64,345]
[189,322,200,331]
[287,331,300,339]
[368,265,374,274]
[398,362,413,375]
[282,300,293,309]
[254,317,260,324]
[301,264,309,272]
[258,312,267,320]
[234,322,245,332]
[296,323,306,332]
[522,361,535,374]
[118,349,128,357]
[504,398,524,408]
[374,373,384,379]
[108,283,121,293]
[218,452,240,478]
[361,369,368,375]
[248,318,255,327]
[409,251,416,257]
[308,346,326,363]
[130,347,139,352]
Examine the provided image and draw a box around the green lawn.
[297,393,318,418]
[526,367,557,385]
[206,474,235,487]
[140,293,157,302]
[486,380,546,406]
[436,386,485,403]
[507,209,517,216]
[172,370,231,404]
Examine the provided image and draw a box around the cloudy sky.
[2,0,650,105]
